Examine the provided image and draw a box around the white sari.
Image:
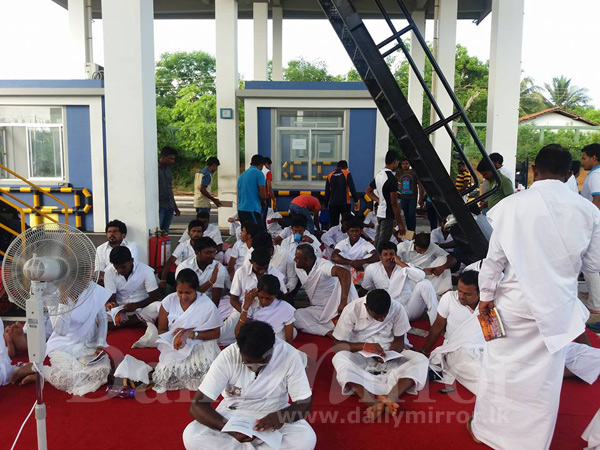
[42,282,112,396]
[153,293,222,393]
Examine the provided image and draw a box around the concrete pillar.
[374,111,390,176]
[430,0,457,170]
[272,6,283,81]
[253,1,268,80]
[216,0,240,228]
[486,0,525,182]
[68,0,90,78]
[102,0,158,263]
[407,10,426,123]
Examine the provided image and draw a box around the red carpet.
[1,324,598,449]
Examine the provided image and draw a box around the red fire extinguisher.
[149,228,170,273]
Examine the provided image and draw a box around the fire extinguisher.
[149,228,170,273]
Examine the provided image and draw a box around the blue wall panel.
[349,109,377,194]
[66,106,94,230]
[257,108,272,159]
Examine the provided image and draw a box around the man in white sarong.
[176,237,231,321]
[104,246,161,327]
[397,233,456,296]
[160,219,205,291]
[332,289,428,422]
[183,320,316,450]
[280,216,322,259]
[242,232,298,294]
[331,219,378,273]
[321,213,353,258]
[223,248,287,346]
[360,241,438,325]
[95,219,139,284]
[470,145,600,450]
[293,244,358,337]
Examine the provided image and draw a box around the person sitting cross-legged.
[293,244,358,338]
[321,212,353,258]
[331,218,379,286]
[104,246,162,327]
[182,320,317,450]
[280,215,322,258]
[397,232,456,296]
[332,289,429,422]
[360,241,438,324]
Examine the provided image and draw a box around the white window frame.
[0,106,67,183]
[273,108,349,189]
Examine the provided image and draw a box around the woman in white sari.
[10,282,112,396]
[235,274,296,344]
[153,269,222,393]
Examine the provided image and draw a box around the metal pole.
[35,373,48,450]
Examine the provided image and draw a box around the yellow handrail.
[0,163,69,225]
[0,191,59,224]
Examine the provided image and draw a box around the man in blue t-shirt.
[237,154,267,228]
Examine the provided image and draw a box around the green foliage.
[155,51,216,108]
[283,58,344,82]
[519,76,547,116]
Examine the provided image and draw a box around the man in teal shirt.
[477,159,514,211]
[237,154,267,228]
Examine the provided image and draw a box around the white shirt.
[281,231,322,258]
[243,246,299,292]
[582,166,600,202]
[321,224,347,249]
[430,227,453,246]
[374,168,395,219]
[95,240,139,273]
[437,291,477,339]
[362,261,425,303]
[103,262,158,304]
[176,257,230,298]
[295,258,337,307]
[247,298,296,338]
[566,174,579,194]
[230,263,288,298]
[333,298,410,350]
[266,208,283,237]
[363,211,377,240]
[172,240,196,265]
[181,223,223,246]
[230,241,250,272]
[397,240,449,268]
[333,237,376,270]
[199,339,311,413]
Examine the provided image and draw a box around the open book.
[221,414,282,449]
[156,329,188,349]
[107,305,127,326]
[358,349,404,363]
[78,351,107,366]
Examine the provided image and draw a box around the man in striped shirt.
[455,161,472,193]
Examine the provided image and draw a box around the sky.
[0,0,599,106]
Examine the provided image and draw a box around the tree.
[155,51,216,108]
[519,76,547,116]
[544,76,590,109]
[283,58,343,82]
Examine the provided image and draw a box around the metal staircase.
[318,0,500,261]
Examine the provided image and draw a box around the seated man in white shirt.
[160,219,205,291]
[332,289,429,422]
[183,320,316,450]
[227,221,260,280]
[360,241,438,324]
[281,216,322,258]
[321,212,353,258]
[430,219,457,252]
[95,219,139,285]
[223,247,287,346]
[104,246,161,327]
[181,211,224,260]
[397,233,456,295]
[331,219,379,283]
[294,244,357,337]
[244,232,298,297]
[266,207,284,237]
[419,271,600,394]
[176,237,230,317]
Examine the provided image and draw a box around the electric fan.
[2,223,97,450]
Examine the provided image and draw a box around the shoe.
[586,321,600,333]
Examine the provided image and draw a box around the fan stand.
[27,282,48,450]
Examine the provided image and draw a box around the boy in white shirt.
[280,216,322,259]
[95,219,139,284]
[227,221,260,280]
[160,219,205,291]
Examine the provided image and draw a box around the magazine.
[477,307,507,341]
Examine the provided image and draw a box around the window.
[0,106,66,181]
[275,110,346,187]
